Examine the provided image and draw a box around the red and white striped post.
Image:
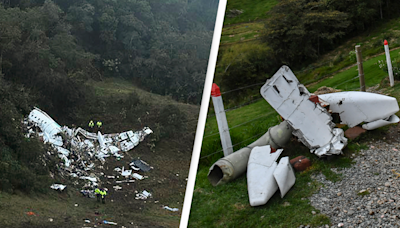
[211,83,233,157]
[384,40,394,87]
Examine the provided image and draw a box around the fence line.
[200,131,266,159]
[221,82,265,95]
[203,111,275,139]
[207,96,264,118]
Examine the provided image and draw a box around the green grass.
[220,22,263,45]
[307,49,400,92]
[224,0,278,25]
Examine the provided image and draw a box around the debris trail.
[24,107,153,193]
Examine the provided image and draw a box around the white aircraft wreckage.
[208,65,400,207]
[260,66,348,157]
[25,107,153,191]
[247,145,295,206]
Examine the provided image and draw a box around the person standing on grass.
[95,187,101,202]
[89,120,94,132]
[96,121,102,132]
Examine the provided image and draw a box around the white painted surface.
[273,156,295,198]
[247,146,282,206]
[260,66,347,156]
[385,42,394,87]
[362,114,400,130]
[319,91,399,128]
[212,95,233,156]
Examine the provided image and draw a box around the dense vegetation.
[218,0,400,96]
[0,0,217,193]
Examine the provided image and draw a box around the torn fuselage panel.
[247,145,295,206]
[318,91,400,130]
[260,66,347,156]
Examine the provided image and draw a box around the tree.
[262,0,350,66]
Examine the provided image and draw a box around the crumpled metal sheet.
[130,159,151,172]
[260,66,347,156]
[318,91,400,129]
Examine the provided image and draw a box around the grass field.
[224,0,278,25]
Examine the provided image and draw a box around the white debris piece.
[80,176,97,183]
[163,206,179,212]
[121,167,132,177]
[28,107,63,146]
[247,145,295,206]
[132,173,144,180]
[136,190,152,200]
[50,184,66,191]
[113,185,122,190]
[260,66,347,156]
[318,91,400,130]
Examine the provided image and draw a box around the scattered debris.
[26,212,36,216]
[24,107,153,196]
[163,206,179,212]
[50,184,66,191]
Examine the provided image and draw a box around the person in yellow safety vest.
[95,187,108,203]
[96,121,102,129]
[95,187,101,202]
[89,120,94,129]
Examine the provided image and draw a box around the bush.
[158,104,187,139]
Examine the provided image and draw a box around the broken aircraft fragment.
[318,91,399,130]
[247,145,295,206]
[260,66,347,156]
[130,159,152,172]
[208,120,293,186]
[50,184,67,191]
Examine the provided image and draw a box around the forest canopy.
[0,0,218,104]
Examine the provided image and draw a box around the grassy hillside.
[224,0,278,25]
[190,4,400,227]
[0,79,199,228]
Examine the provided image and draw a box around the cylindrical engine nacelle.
[207,120,293,186]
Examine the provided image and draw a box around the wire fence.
[200,131,266,159]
